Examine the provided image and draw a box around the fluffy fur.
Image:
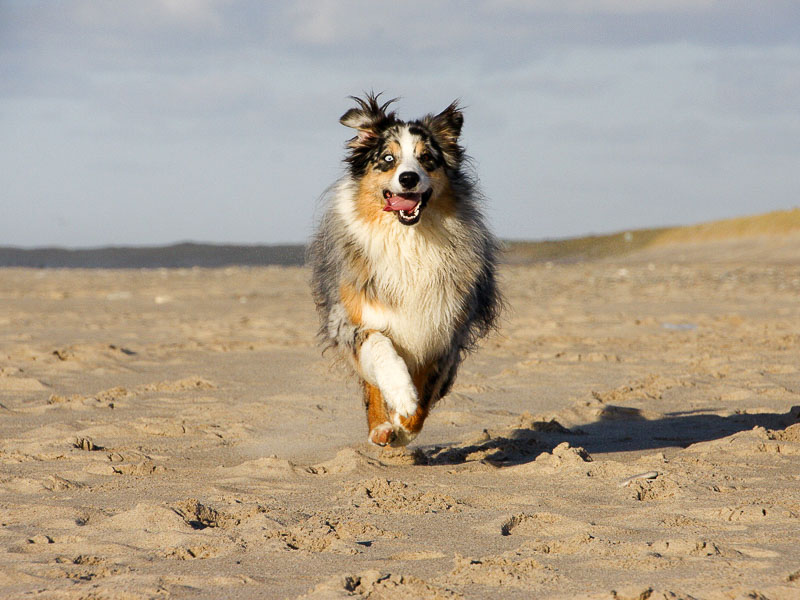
[308,93,501,447]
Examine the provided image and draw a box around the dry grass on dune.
[650,207,800,245]
[503,207,800,264]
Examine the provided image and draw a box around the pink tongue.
[383,194,419,212]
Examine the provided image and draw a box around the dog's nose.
[398,171,420,190]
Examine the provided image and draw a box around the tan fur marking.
[348,250,372,285]
[397,405,429,435]
[427,174,457,217]
[364,382,394,443]
[341,281,388,333]
[356,169,456,224]
[362,355,437,442]
[396,363,435,434]
[354,141,400,224]
[411,363,435,397]
[355,170,393,225]
[339,283,363,326]
[352,138,457,226]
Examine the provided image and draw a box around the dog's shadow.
[418,404,800,467]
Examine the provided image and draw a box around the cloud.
[490,0,718,14]
[1,1,799,246]
[286,1,342,46]
[699,46,800,117]
[71,0,228,32]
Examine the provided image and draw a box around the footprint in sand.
[299,570,462,599]
[308,447,386,475]
[498,512,591,538]
[346,478,464,514]
[446,553,560,589]
[266,515,399,555]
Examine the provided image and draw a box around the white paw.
[359,332,418,417]
[382,382,418,418]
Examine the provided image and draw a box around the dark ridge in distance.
[4,209,796,269]
[0,242,307,269]
[0,230,666,269]
[502,228,671,264]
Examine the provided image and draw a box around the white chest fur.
[336,188,479,369]
[360,257,462,368]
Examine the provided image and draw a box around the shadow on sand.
[420,404,800,467]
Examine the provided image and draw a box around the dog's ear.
[428,101,464,143]
[340,93,397,147]
[427,101,465,166]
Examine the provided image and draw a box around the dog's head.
[340,93,464,226]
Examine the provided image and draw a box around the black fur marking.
[407,125,429,140]
[420,352,459,406]
[418,149,439,171]
[420,103,465,170]
[406,125,443,169]
[347,138,388,178]
[340,93,400,178]
[340,94,460,179]
[374,146,396,173]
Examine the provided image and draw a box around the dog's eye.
[419,152,436,169]
[383,154,394,163]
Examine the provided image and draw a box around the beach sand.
[1,238,799,599]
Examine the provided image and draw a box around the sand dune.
[1,236,799,599]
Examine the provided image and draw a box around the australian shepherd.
[308,93,501,447]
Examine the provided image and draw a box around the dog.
[308,93,500,447]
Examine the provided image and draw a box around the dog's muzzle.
[382,189,432,226]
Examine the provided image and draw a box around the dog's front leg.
[358,332,418,418]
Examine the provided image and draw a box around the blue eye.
[383,154,394,162]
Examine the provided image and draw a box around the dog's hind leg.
[392,354,460,446]
[389,368,433,446]
[392,405,429,446]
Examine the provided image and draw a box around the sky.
[1,0,799,248]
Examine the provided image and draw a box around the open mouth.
[382,189,432,226]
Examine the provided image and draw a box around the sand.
[1,240,799,599]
